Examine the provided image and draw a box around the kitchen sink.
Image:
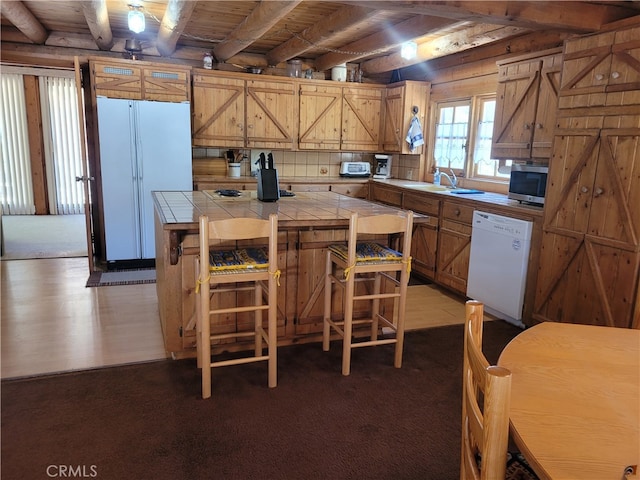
[402,183,448,192]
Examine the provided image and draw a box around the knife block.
[257,168,280,202]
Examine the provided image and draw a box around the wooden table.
[498,322,640,480]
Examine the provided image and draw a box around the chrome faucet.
[440,169,458,188]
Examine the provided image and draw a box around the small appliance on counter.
[339,161,371,178]
[256,152,280,202]
[373,154,392,179]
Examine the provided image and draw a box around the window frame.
[428,93,508,184]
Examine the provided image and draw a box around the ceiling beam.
[0,1,48,44]
[156,0,197,57]
[81,0,113,51]
[313,14,460,72]
[265,4,373,67]
[362,24,530,75]
[347,1,634,32]
[213,0,302,62]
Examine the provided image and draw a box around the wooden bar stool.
[195,214,279,399]
[323,211,413,375]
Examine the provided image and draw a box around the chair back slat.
[461,301,512,480]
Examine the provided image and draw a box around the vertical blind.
[39,76,85,214]
[1,73,35,215]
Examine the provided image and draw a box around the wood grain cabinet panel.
[491,49,562,160]
[559,25,640,109]
[436,201,474,295]
[246,78,297,149]
[341,86,384,151]
[403,192,439,280]
[192,73,245,147]
[535,23,640,329]
[382,81,430,154]
[369,183,403,207]
[298,83,342,150]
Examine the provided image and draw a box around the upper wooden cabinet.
[382,81,430,154]
[298,83,342,150]
[246,78,297,149]
[298,82,385,151]
[340,85,383,151]
[192,73,245,147]
[192,70,297,149]
[559,24,640,108]
[491,49,563,160]
[90,58,190,103]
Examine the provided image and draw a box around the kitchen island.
[153,190,427,358]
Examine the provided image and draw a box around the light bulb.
[401,41,417,60]
[128,8,145,34]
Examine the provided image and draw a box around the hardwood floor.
[1,257,167,379]
[1,257,468,379]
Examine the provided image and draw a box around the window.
[431,95,510,182]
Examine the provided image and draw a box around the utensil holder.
[228,163,241,178]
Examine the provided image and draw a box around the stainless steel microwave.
[508,164,548,206]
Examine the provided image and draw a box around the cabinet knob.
[455,208,461,216]
[536,123,543,129]
[581,186,589,193]
[524,123,531,130]
[611,71,620,79]
[594,187,604,197]
[595,73,605,81]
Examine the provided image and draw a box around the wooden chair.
[323,211,413,375]
[460,300,512,480]
[195,214,279,399]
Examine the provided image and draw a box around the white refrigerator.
[96,97,192,261]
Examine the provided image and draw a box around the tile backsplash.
[192,148,421,180]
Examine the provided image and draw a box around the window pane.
[473,99,510,179]
[434,103,469,170]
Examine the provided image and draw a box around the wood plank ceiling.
[2,1,640,80]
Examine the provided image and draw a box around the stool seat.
[323,211,414,376]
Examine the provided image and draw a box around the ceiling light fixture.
[401,41,417,60]
[128,4,145,34]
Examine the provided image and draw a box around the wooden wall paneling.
[23,75,48,214]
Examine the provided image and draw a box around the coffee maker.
[373,154,392,179]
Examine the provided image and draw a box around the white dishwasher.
[466,211,533,328]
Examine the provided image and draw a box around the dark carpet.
[1,321,522,480]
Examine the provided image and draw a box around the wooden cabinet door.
[403,192,440,279]
[370,184,403,207]
[341,86,383,151]
[436,202,473,295]
[141,65,190,103]
[382,81,429,154]
[534,114,640,328]
[530,53,562,158]
[91,60,143,100]
[246,79,297,149]
[298,84,342,150]
[382,85,404,152]
[559,26,640,109]
[192,73,245,147]
[491,58,542,159]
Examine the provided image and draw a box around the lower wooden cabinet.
[403,192,439,280]
[435,201,474,295]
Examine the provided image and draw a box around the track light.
[401,41,417,60]
[128,5,145,34]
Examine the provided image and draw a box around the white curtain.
[39,76,85,215]
[434,121,468,169]
[0,74,35,215]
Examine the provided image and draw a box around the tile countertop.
[153,190,429,228]
[374,179,545,217]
